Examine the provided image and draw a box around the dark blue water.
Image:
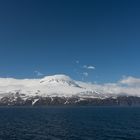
[0,107,140,140]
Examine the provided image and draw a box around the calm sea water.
[0,107,140,140]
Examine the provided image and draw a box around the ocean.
[0,106,139,140]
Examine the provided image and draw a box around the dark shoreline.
[1,96,140,106]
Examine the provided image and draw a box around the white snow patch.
[32,99,39,105]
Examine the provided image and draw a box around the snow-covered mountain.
[0,74,140,106]
[0,74,113,99]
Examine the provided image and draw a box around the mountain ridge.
[0,74,140,106]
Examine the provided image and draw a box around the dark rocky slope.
[0,93,140,106]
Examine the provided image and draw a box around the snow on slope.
[0,74,140,99]
[0,74,88,99]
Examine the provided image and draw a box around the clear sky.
[0,0,140,83]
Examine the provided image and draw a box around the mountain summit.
[40,74,81,88]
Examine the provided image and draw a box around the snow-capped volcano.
[0,74,87,99]
[40,74,81,88]
[0,74,140,106]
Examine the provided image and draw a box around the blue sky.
[0,0,140,83]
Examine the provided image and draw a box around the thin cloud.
[76,60,79,64]
[119,76,140,86]
[83,65,95,70]
[34,71,44,77]
[83,72,89,77]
